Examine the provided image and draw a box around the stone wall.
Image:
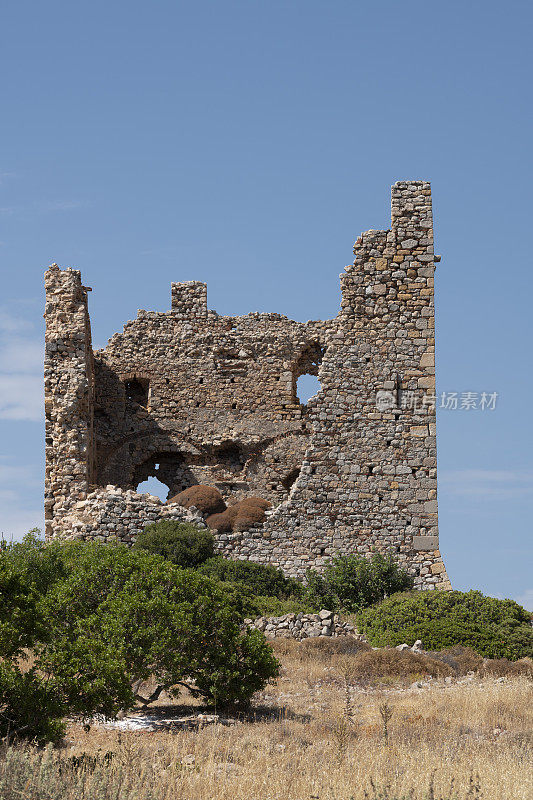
[52,486,206,544]
[44,181,450,589]
[245,610,359,640]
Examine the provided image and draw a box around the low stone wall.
[47,486,205,543]
[244,610,360,640]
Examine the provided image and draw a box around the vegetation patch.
[167,485,226,515]
[0,534,279,744]
[331,647,454,686]
[357,590,533,660]
[198,556,303,601]
[133,520,215,568]
[305,552,414,612]
[206,497,272,533]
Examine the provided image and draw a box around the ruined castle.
[44,180,450,589]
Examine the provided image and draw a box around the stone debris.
[396,639,424,652]
[44,180,449,589]
[98,711,232,732]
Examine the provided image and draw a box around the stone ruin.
[44,180,450,589]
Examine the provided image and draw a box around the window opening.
[291,341,324,407]
[124,377,149,406]
[296,375,321,404]
[136,476,169,502]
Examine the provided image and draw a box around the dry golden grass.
[1,642,532,800]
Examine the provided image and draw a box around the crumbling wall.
[44,181,450,590]
[91,307,329,505]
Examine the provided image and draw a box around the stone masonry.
[44,181,450,589]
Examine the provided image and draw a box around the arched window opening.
[124,377,150,406]
[131,452,196,500]
[136,476,169,502]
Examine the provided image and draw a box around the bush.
[481,658,533,678]
[0,664,66,745]
[299,636,371,660]
[198,556,303,600]
[0,537,279,742]
[0,536,67,744]
[46,543,279,708]
[250,595,316,617]
[357,590,533,660]
[167,485,226,515]
[305,552,414,612]
[133,520,215,567]
[426,645,484,675]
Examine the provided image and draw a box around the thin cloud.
[37,199,84,212]
[0,307,43,421]
[0,339,43,373]
[440,469,533,499]
[514,589,533,612]
[0,199,84,216]
[0,309,33,333]
[0,374,43,420]
[0,458,43,541]
[0,508,44,542]
[0,462,41,485]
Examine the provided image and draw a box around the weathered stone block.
[412,536,439,551]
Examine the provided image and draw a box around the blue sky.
[1,0,531,609]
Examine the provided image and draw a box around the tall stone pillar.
[44,265,95,539]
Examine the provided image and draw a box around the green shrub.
[251,595,316,617]
[0,529,66,598]
[0,533,67,744]
[133,520,214,568]
[47,542,279,708]
[0,537,279,742]
[305,552,414,612]
[0,664,66,745]
[357,590,533,660]
[198,556,304,600]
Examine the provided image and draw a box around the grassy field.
[1,640,531,800]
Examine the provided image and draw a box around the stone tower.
[44,181,450,589]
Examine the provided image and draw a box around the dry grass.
[168,485,226,515]
[207,496,271,532]
[1,642,532,800]
[481,657,533,678]
[426,645,484,675]
[331,648,454,685]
